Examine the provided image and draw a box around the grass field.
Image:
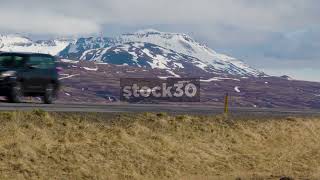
[0,110,319,179]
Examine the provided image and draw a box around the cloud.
[0,1,101,35]
[0,0,319,35]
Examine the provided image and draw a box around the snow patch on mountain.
[234,86,241,93]
[83,66,98,71]
[201,77,240,82]
[60,59,79,64]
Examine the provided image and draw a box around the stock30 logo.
[120,78,200,103]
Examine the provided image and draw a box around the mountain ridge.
[0,30,264,77]
[59,29,265,77]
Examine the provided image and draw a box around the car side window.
[13,56,25,67]
[43,57,55,69]
[27,56,55,69]
[0,56,13,67]
[0,55,25,68]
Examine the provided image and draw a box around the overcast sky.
[0,0,319,81]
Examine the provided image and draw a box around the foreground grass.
[0,111,319,179]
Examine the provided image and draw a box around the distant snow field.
[201,77,240,82]
[83,67,98,71]
[0,34,73,55]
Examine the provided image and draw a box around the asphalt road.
[0,102,319,115]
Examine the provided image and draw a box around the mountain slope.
[0,34,72,55]
[80,42,263,77]
[59,37,118,59]
[118,29,263,76]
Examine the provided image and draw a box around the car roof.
[0,51,54,57]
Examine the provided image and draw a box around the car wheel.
[8,82,23,103]
[43,83,54,104]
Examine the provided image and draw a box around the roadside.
[0,111,319,179]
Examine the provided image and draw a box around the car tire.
[43,83,55,104]
[8,82,23,103]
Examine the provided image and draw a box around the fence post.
[224,92,229,115]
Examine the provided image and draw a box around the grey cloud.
[0,0,319,35]
[0,2,100,35]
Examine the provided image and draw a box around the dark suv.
[0,52,60,104]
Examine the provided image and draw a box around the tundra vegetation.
[0,110,319,179]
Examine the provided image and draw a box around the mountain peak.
[133,29,191,38]
[134,29,162,34]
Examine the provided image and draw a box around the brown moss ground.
[0,111,319,179]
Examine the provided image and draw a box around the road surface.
[0,103,319,115]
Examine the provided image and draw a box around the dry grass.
[0,111,319,179]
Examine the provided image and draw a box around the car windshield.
[0,55,24,68]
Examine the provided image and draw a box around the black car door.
[24,55,47,92]
[38,56,56,89]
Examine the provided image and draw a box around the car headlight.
[0,71,16,78]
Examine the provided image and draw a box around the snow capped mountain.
[0,34,73,55]
[80,42,208,72]
[118,29,263,76]
[0,30,265,77]
[59,29,264,76]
